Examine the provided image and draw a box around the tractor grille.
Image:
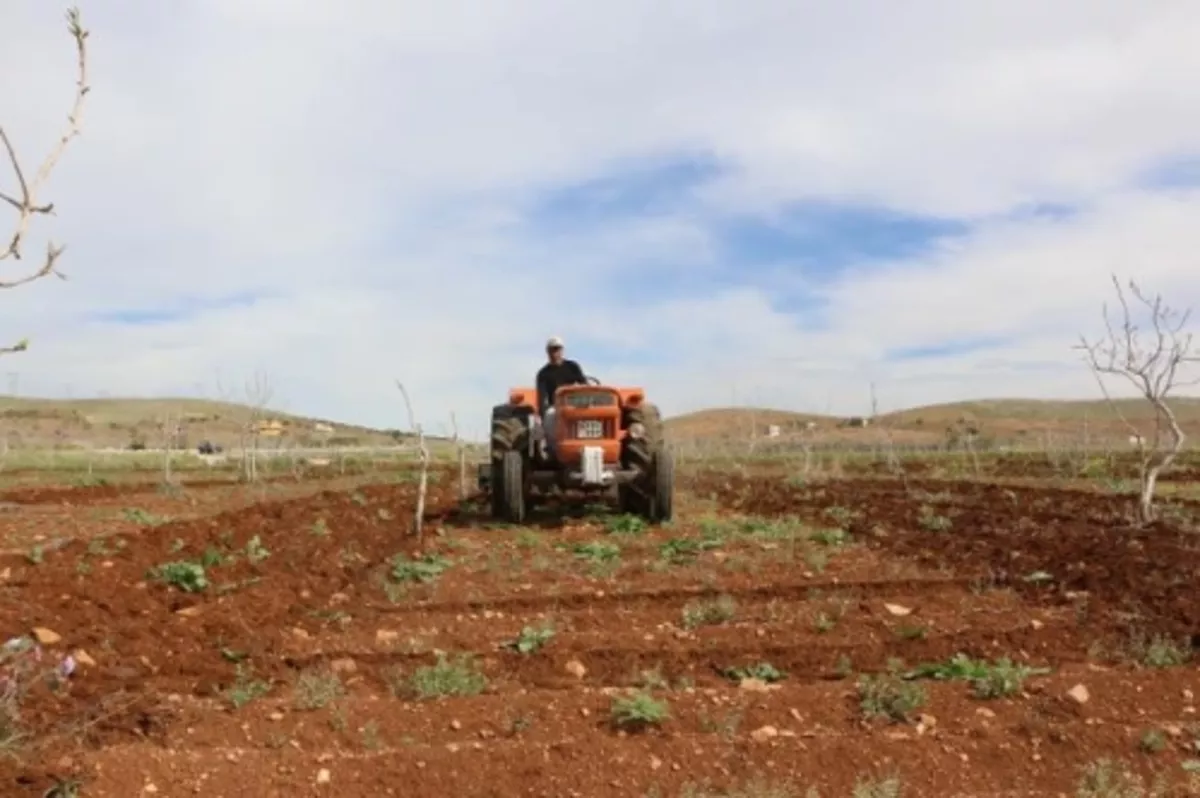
[575,420,605,439]
[562,391,618,409]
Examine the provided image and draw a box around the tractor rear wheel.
[490,404,529,520]
[649,446,674,522]
[491,404,527,454]
[617,483,647,516]
[620,403,672,523]
[621,402,663,474]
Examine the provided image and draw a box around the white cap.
[546,335,565,348]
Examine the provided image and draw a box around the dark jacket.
[536,359,586,413]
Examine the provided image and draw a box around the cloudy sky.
[1,0,1198,435]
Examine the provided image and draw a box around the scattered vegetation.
[390,552,453,584]
[857,670,927,723]
[294,670,345,710]
[504,622,556,655]
[682,595,737,629]
[406,654,488,699]
[904,654,1048,699]
[610,689,669,731]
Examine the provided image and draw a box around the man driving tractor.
[536,335,586,459]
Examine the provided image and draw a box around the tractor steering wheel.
[585,375,601,386]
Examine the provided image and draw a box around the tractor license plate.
[576,420,603,438]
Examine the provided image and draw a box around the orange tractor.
[478,378,674,523]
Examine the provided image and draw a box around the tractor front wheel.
[496,449,527,523]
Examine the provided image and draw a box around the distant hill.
[4,394,1200,453]
[0,396,408,451]
[666,397,1200,448]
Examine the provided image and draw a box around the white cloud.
[0,0,1198,433]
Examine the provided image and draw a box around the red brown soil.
[0,464,1198,796]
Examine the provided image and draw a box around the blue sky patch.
[1135,154,1200,190]
[89,291,266,325]
[711,201,969,278]
[526,151,724,230]
[885,335,1010,361]
[1000,201,1081,223]
[521,150,974,323]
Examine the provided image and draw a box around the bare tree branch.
[0,7,91,284]
[1075,274,1198,524]
[0,7,90,359]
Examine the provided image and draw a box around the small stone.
[32,627,62,645]
[269,712,284,722]
[72,649,96,667]
[579,708,590,718]
[292,627,311,640]
[1066,684,1089,704]
[143,785,158,794]
[330,593,349,604]
[750,725,779,743]
[316,769,331,784]
[976,707,996,718]
[739,678,771,692]
[883,603,912,617]
[1184,689,1194,701]
[329,658,357,674]
[1030,619,1044,630]
[649,756,662,770]
[175,607,201,617]
[450,720,462,731]
[375,629,400,646]
[565,660,587,679]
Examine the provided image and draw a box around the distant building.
[255,419,285,437]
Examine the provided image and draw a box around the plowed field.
[0,466,1197,797]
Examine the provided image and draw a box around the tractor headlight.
[628,422,646,439]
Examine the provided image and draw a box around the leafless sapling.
[0,7,91,354]
[159,410,181,485]
[449,410,467,500]
[395,380,430,542]
[1076,275,1199,524]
